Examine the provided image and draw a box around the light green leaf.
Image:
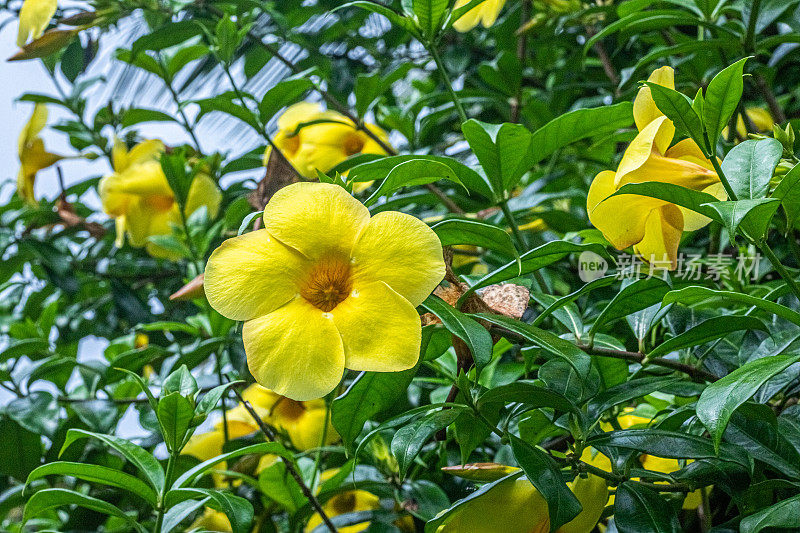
[721,138,783,200]
[703,58,748,145]
[23,488,147,532]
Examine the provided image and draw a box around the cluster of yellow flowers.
[587,66,727,269]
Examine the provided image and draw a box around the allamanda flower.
[17,103,61,204]
[230,384,339,451]
[204,182,445,401]
[453,0,507,31]
[435,471,608,532]
[306,469,382,533]
[17,0,57,47]
[587,66,726,269]
[98,139,221,259]
[267,102,390,186]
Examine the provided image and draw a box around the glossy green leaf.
[697,355,800,452]
[740,493,800,533]
[662,286,800,327]
[391,409,462,477]
[721,138,783,200]
[614,482,680,533]
[703,58,748,145]
[590,278,672,337]
[166,488,253,533]
[420,295,493,373]
[647,315,767,359]
[23,488,147,532]
[432,218,519,264]
[365,158,463,206]
[646,83,706,151]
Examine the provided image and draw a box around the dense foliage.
[2,0,800,531]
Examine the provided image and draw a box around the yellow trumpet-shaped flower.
[436,470,607,533]
[587,66,726,269]
[98,139,222,259]
[453,0,507,31]
[267,102,391,185]
[188,507,232,532]
[16,0,57,47]
[236,384,339,451]
[306,483,381,533]
[17,103,61,204]
[204,182,445,401]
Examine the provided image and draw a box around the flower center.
[331,492,357,514]
[300,257,352,312]
[271,397,306,421]
[343,133,365,156]
[149,194,175,212]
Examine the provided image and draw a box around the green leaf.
[773,162,800,229]
[196,381,242,418]
[355,63,413,117]
[646,83,706,151]
[412,0,448,37]
[647,315,767,359]
[605,181,720,219]
[697,355,800,452]
[740,494,800,533]
[461,120,535,196]
[23,488,147,532]
[26,461,158,506]
[477,314,592,379]
[391,409,462,477]
[121,108,176,128]
[704,198,780,242]
[162,364,199,398]
[703,58,748,145]
[60,429,165,491]
[614,482,680,533]
[432,218,519,266]
[528,102,635,166]
[590,376,684,418]
[588,429,751,468]
[172,442,289,489]
[365,158,463,206]
[334,1,417,33]
[509,435,581,531]
[0,418,41,482]
[348,154,494,201]
[258,460,306,512]
[332,368,418,453]
[459,241,610,305]
[258,77,314,123]
[590,278,672,337]
[161,498,209,533]
[420,295,494,373]
[663,286,800,328]
[477,381,578,415]
[158,392,196,453]
[166,488,253,533]
[721,138,783,200]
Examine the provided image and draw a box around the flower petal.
[204,229,310,321]
[633,66,674,131]
[242,298,345,401]
[633,204,684,270]
[17,0,57,47]
[664,138,716,171]
[588,170,665,250]
[333,280,421,372]
[615,116,676,186]
[351,211,445,307]
[263,182,370,260]
[186,173,222,219]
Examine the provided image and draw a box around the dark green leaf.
[615,482,680,533]
[391,409,462,477]
[647,315,767,358]
[420,295,493,373]
[703,58,748,145]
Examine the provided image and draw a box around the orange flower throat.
[300,257,352,312]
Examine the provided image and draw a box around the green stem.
[500,200,525,250]
[429,44,468,123]
[158,56,203,153]
[154,452,177,533]
[744,0,762,53]
[706,141,738,201]
[757,240,800,301]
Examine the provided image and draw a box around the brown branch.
[754,72,786,124]
[586,27,620,96]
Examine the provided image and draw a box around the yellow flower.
[204,182,445,401]
[17,103,61,204]
[238,384,339,451]
[306,469,382,533]
[436,472,607,533]
[189,507,232,532]
[267,102,390,185]
[16,0,57,47]
[587,66,726,269]
[723,106,774,140]
[453,0,507,31]
[98,139,222,259]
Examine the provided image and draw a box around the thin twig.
[754,72,786,124]
[229,386,338,533]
